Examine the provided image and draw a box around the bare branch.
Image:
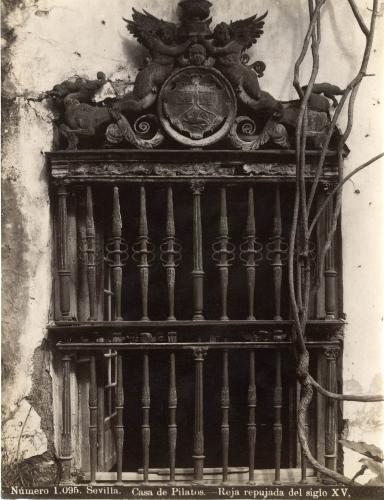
[307,0,378,216]
[347,0,370,37]
[309,152,384,236]
[293,0,326,99]
[310,375,384,401]
[314,0,379,288]
[290,0,326,351]
[291,0,381,487]
[297,382,355,485]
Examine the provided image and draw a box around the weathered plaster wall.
[2,0,383,484]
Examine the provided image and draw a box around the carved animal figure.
[118,9,191,112]
[48,72,115,149]
[49,72,107,102]
[201,13,267,102]
[300,83,344,113]
[59,96,117,150]
[49,72,163,150]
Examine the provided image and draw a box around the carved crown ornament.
[46,0,345,152]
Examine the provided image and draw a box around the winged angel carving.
[117,9,191,112]
[202,12,281,114]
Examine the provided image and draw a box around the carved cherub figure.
[179,43,215,66]
[118,9,191,112]
[201,13,267,102]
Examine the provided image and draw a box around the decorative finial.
[179,0,212,37]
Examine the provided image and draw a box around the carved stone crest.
[158,67,237,146]
[45,0,343,153]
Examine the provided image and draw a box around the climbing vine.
[291,0,384,485]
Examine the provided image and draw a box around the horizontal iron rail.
[50,319,344,330]
[46,148,343,164]
[56,341,340,351]
[48,177,340,185]
[82,467,316,483]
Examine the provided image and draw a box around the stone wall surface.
[2,0,383,485]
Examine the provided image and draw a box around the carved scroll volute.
[240,187,263,320]
[212,188,235,321]
[168,351,177,483]
[132,186,155,321]
[191,181,205,321]
[160,187,182,321]
[86,186,97,320]
[57,183,71,319]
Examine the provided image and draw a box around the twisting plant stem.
[290,0,381,485]
[347,0,370,37]
[315,0,379,290]
[310,375,384,402]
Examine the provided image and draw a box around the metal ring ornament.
[131,239,156,266]
[211,238,236,265]
[104,237,129,266]
[160,238,182,267]
[265,238,289,264]
[239,238,264,266]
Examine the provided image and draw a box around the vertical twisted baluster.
[142,353,150,482]
[272,186,283,320]
[89,354,97,484]
[191,181,205,320]
[115,354,124,484]
[77,197,89,322]
[168,352,177,483]
[57,184,71,318]
[266,185,286,320]
[324,348,339,472]
[240,187,262,321]
[192,347,207,481]
[248,350,256,483]
[86,187,97,320]
[132,187,154,321]
[111,187,123,320]
[324,192,337,319]
[273,350,282,484]
[60,355,72,483]
[221,350,230,482]
[212,188,235,321]
[160,187,182,321]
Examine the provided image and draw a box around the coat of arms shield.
[158,67,237,147]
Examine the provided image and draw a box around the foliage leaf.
[340,440,384,462]
[359,458,384,482]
